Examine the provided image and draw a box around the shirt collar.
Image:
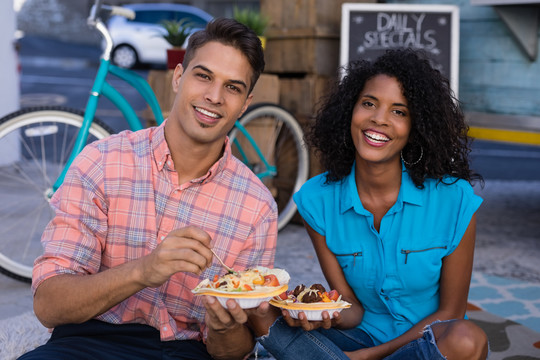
[400,161,423,207]
[339,161,423,215]
[151,121,171,172]
[151,120,231,185]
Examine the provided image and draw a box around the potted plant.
[160,18,194,69]
[233,7,269,49]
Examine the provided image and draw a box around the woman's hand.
[281,309,343,331]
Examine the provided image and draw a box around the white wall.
[0,1,20,165]
[1,2,19,115]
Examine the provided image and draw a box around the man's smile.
[195,106,221,119]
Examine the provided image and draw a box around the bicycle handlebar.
[108,6,135,20]
[88,0,136,61]
[89,3,135,25]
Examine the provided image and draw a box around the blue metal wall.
[386,0,540,118]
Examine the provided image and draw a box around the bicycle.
[0,0,309,283]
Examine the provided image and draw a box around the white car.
[107,3,213,68]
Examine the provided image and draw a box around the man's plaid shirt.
[33,121,278,341]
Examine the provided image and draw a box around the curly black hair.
[307,48,483,188]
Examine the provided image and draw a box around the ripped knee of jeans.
[256,316,282,342]
[422,319,456,335]
[422,323,437,346]
[422,320,456,359]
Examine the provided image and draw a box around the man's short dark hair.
[183,18,265,93]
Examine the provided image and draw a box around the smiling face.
[166,41,253,150]
[351,74,412,167]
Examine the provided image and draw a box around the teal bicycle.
[0,0,309,282]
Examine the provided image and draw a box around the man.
[21,18,278,360]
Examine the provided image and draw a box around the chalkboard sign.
[340,3,460,94]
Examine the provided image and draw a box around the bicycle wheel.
[0,107,113,282]
[229,103,309,231]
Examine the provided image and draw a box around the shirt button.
[163,326,168,331]
[161,236,165,240]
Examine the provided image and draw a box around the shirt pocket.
[334,251,375,290]
[400,246,448,265]
[398,244,448,293]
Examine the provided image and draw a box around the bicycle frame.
[51,58,165,191]
[50,0,276,193]
[232,123,277,179]
[48,63,277,193]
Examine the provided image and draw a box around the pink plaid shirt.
[33,120,278,341]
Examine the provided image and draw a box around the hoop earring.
[401,145,423,166]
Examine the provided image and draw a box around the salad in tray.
[192,267,290,308]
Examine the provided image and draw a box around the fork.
[210,248,238,275]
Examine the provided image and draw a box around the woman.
[257,49,489,359]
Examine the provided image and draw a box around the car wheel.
[112,45,138,69]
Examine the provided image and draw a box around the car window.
[131,10,175,24]
[172,12,208,28]
[129,10,209,28]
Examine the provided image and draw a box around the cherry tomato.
[320,292,331,302]
[263,274,280,287]
[327,289,340,301]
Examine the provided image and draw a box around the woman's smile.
[363,129,391,147]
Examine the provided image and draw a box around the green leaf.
[160,18,196,47]
[233,6,268,36]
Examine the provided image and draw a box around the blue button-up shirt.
[293,163,482,345]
